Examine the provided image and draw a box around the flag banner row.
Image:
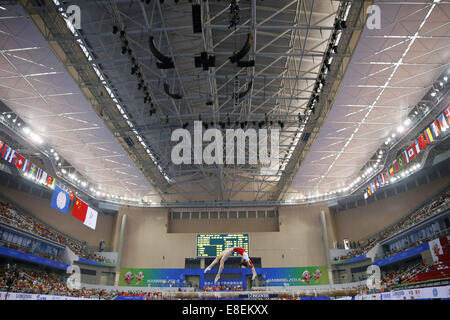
[0,140,55,188]
[0,140,97,230]
[364,106,449,199]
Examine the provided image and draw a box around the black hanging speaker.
[192,4,202,33]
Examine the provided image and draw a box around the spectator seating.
[334,189,449,262]
[0,200,112,264]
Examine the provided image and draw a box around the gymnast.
[204,247,257,284]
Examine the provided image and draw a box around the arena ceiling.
[0,0,449,204]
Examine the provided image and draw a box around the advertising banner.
[373,242,429,267]
[353,285,450,300]
[0,292,93,300]
[119,268,187,287]
[0,245,69,270]
[118,266,329,288]
[261,266,329,286]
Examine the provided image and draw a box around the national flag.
[418,134,427,150]
[385,168,390,179]
[0,141,4,153]
[364,192,368,200]
[49,178,55,189]
[430,121,441,138]
[50,184,70,214]
[445,107,450,122]
[35,167,42,181]
[70,191,75,201]
[407,145,416,160]
[403,150,409,164]
[394,160,399,173]
[1,145,11,160]
[72,197,88,222]
[40,171,48,185]
[389,167,395,176]
[398,156,404,169]
[424,128,434,144]
[15,154,25,170]
[22,159,30,173]
[46,175,53,187]
[29,163,37,177]
[367,187,372,196]
[413,139,421,155]
[83,207,98,230]
[437,113,448,132]
[380,173,386,184]
[7,149,17,164]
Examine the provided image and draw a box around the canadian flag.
[407,145,416,160]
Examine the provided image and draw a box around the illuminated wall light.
[431,92,436,97]
[7,114,11,119]
[55,156,60,161]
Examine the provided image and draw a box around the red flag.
[46,175,53,187]
[70,191,75,201]
[15,154,25,170]
[407,145,416,160]
[0,141,4,153]
[418,134,427,150]
[72,197,88,222]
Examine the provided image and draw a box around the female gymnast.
[204,247,257,284]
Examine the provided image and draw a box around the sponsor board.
[0,292,94,300]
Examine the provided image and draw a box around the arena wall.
[0,184,114,247]
[117,203,331,269]
[331,174,450,242]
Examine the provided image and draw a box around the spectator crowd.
[0,264,162,300]
[0,201,112,264]
[334,190,449,262]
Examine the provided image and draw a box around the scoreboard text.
[196,233,249,257]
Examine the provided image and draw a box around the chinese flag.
[72,197,88,222]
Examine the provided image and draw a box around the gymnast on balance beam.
[204,247,257,284]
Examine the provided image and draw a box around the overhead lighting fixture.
[396,126,404,133]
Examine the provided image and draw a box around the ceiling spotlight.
[396,125,404,133]
[444,76,448,82]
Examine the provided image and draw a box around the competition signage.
[353,285,450,300]
[118,266,329,288]
[364,106,450,199]
[196,233,249,257]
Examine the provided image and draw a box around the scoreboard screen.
[196,233,249,257]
